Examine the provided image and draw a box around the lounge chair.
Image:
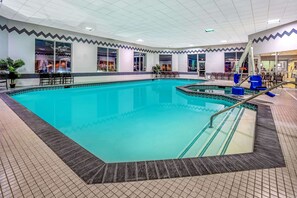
[39,73,51,86]
[63,73,74,84]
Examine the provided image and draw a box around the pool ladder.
[209,81,297,128]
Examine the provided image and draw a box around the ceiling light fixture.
[137,39,143,42]
[85,27,93,31]
[189,44,194,47]
[205,29,214,32]
[221,40,227,43]
[267,19,280,24]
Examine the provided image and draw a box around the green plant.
[0,57,25,85]
[152,64,161,77]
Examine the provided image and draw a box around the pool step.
[221,108,256,155]
[199,107,244,157]
[178,107,243,158]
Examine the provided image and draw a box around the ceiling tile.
[0,0,296,47]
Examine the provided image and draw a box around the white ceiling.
[0,0,297,48]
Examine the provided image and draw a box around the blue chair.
[233,73,241,84]
[250,75,263,90]
[250,75,275,97]
[232,74,245,95]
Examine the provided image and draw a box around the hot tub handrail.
[236,74,252,86]
[209,81,297,128]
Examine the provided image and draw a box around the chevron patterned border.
[253,28,297,43]
[0,24,245,54]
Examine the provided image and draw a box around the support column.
[274,52,278,74]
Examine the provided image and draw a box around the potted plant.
[0,57,25,88]
[152,64,161,78]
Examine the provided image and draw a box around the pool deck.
[1,80,297,197]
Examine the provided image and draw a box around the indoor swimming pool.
[12,79,249,163]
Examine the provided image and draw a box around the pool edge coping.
[0,80,286,184]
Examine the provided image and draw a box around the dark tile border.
[0,81,285,184]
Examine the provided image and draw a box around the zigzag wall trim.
[253,28,297,43]
[0,24,245,54]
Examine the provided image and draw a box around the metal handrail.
[236,74,252,86]
[209,81,297,128]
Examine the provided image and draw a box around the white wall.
[72,42,97,72]
[0,15,254,87]
[172,54,178,71]
[118,48,133,72]
[205,52,225,73]
[178,54,187,72]
[0,17,8,59]
[178,50,233,73]
[146,53,159,71]
[0,30,8,59]
[8,32,35,73]
[249,21,297,55]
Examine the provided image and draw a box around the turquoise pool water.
[12,79,234,162]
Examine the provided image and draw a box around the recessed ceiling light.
[267,19,280,24]
[137,39,143,42]
[221,40,227,43]
[85,27,93,31]
[205,29,214,32]
[189,44,194,47]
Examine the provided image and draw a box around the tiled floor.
[1,83,297,197]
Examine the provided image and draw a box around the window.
[187,54,206,76]
[35,39,54,73]
[97,47,117,72]
[225,52,248,73]
[188,54,197,72]
[55,42,72,73]
[159,55,172,71]
[35,39,72,73]
[224,52,236,73]
[198,54,206,77]
[134,52,146,71]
